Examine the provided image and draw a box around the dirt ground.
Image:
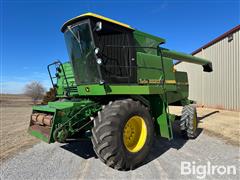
[0,94,40,161]
[0,94,239,162]
[169,106,240,146]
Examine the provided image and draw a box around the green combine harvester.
[28,13,212,170]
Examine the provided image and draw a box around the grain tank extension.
[28,13,212,170]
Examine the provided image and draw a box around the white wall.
[176,29,240,111]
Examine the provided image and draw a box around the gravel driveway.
[1,132,239,180]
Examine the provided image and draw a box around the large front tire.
[91,99,154,170]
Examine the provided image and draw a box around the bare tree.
[24,81,46,104]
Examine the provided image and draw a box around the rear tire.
[91,99,154,170]
[180,104,198,139]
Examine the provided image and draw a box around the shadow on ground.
[198,110,220,121]
[60,139,97,159]
[60,122,203,168]
[143,121,203,166]
[144,109,220,166]
[60,110,221,168]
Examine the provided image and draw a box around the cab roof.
[61,12,134,32]
[61,12,165,45]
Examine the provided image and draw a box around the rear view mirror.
[95,21,102,31]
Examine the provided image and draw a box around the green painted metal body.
[161,48,212,72]
[29,13,212,143]
[55,62,77,97]
[29,100,101,143]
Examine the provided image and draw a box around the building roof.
[61,12,133,32]
[192,25,240,55]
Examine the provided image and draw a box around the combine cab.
[28,13,212,170]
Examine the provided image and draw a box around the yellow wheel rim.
[123,115,147,153]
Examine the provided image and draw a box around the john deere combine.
[28,13,212,170]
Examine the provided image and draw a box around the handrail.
[47,60,70,96]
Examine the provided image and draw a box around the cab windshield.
[64,22,99,84]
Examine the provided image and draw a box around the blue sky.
[1,0,239,93]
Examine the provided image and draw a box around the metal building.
[176,25,240,111]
